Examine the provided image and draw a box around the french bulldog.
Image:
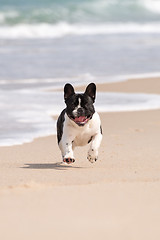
[57,83,102,164]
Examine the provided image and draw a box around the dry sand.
[0,78,160,240]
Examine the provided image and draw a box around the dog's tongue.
[74,116,86,122]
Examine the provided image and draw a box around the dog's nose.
[77,108,84,115]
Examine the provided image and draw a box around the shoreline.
[1,76,160,148]
[75,76,160,94]
[1,75,160,150]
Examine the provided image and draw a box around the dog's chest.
[73,127,93,146]
[64,112,100,147]
[71,117,98,146]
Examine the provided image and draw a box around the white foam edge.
[0,72,160,89]
[1,22,160,39]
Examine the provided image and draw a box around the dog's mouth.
[71,116,90,126]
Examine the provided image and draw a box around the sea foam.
[1,22,160,39]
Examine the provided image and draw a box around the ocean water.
[0,0,160,146]
[1,0,160,38]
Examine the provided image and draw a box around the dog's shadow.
[22,162,81,170]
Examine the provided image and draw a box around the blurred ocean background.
[1,0,160,146]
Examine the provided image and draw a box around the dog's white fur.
[59,112,102,163]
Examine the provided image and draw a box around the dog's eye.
[70,102,77,109]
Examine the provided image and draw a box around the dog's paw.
[63,158,75,164]
[87,150,98,163]
[87,155,98,163]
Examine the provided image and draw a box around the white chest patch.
[64,112,101,147]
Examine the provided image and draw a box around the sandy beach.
[1,78,160,240]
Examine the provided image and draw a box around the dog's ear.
[84,83,96,102]
[64,83,75,100]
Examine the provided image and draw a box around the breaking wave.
[1,22,160,39]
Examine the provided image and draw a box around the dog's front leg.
[59,136,75,164]
[87,132,102,163]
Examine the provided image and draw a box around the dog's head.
[64,83,96,126]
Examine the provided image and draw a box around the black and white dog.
[57,83,102,164]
